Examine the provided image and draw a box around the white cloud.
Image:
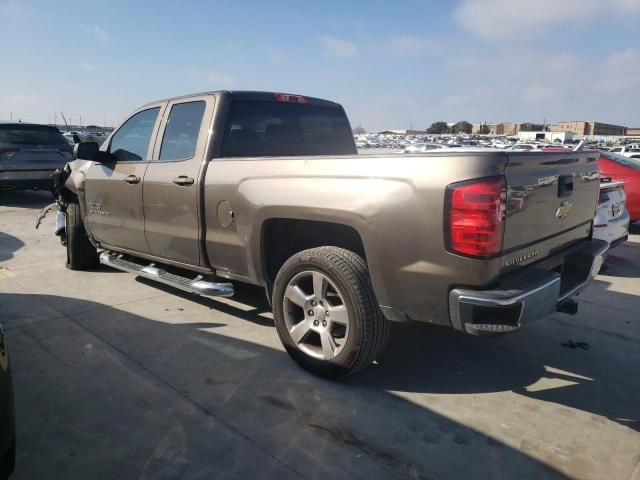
[384,36,441,56]
[82,24,111,41]
[441,48,639,124]
[190,69,234,87]
[321,36,359,58]
[454,0,639,40]
[598,48,640,94]
[80,62,96,72]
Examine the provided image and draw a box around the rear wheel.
[272,247,389,378]
[65,202,98,270]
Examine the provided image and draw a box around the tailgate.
[501,151,600,271]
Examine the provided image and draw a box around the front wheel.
[65,202,98,270]
[272,247,389,378]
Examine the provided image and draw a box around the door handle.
[124,175,141,184]
[173,176,195,186]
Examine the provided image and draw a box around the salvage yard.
[1,190,639,479]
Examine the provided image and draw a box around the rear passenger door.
[142,96,214,267]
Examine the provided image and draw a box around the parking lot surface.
[1,191,639,480]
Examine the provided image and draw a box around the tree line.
[426,121,547,134]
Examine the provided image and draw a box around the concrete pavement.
[1,190,639,479]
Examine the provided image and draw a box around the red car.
[597,152,640,222]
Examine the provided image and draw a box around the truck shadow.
[4,292,571,480]
[0,232,25,262]
[600,238,640,278]
[139,276,639,432]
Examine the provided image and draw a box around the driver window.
[109,107,160,162]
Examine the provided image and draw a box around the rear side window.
[0,125,67,145]
[109,107,160,162]
[159,101,206,161]
[221,100,356,157]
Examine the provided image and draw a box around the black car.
[0,322,15,479]
[0,123,73,192]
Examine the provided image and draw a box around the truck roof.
[139,90,343,110]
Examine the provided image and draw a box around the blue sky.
[1,0,638,130]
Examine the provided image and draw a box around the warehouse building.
[471,123,520,135]
[377,129,426,135]
[548,121,627,136]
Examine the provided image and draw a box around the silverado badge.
[88,202,111,216]
[505,250,539,267]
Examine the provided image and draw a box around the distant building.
[472,123,520,135]
[518,131,573,143]
[550,121,626,136]
[377,129,425,135]
[626,127,640,137]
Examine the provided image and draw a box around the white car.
[509,143,537,151]
[609,146,640,159]
[593,179,629,248]
[404,143,446,153]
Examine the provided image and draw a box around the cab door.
[84,104,165,253]
[142,96,214,266]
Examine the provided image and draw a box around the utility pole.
[9,112,12,121]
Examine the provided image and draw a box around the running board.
[99,251,234,298]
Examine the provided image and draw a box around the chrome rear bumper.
[449,239,608,335]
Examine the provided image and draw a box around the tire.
[0,433,15,480]
[65,202,98,270]
[272,247,389,378]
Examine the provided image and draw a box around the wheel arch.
[260,218,367,297]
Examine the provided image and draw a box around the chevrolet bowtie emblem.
[556,201,573,219]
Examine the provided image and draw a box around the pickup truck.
[47,90,608,378]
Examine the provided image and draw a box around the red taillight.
[445,176,506,258]
[274,92,308,104]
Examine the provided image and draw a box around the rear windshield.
[602,152,640,170]
[0,124,67,145]
[221,100,356,157]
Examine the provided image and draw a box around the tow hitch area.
[556,299,579,315]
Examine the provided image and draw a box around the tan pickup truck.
[46,91,608,377]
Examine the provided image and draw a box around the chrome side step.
[99,251,234,298]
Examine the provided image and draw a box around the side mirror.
[73,141,99,160]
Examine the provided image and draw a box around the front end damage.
[34,160,92,243]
